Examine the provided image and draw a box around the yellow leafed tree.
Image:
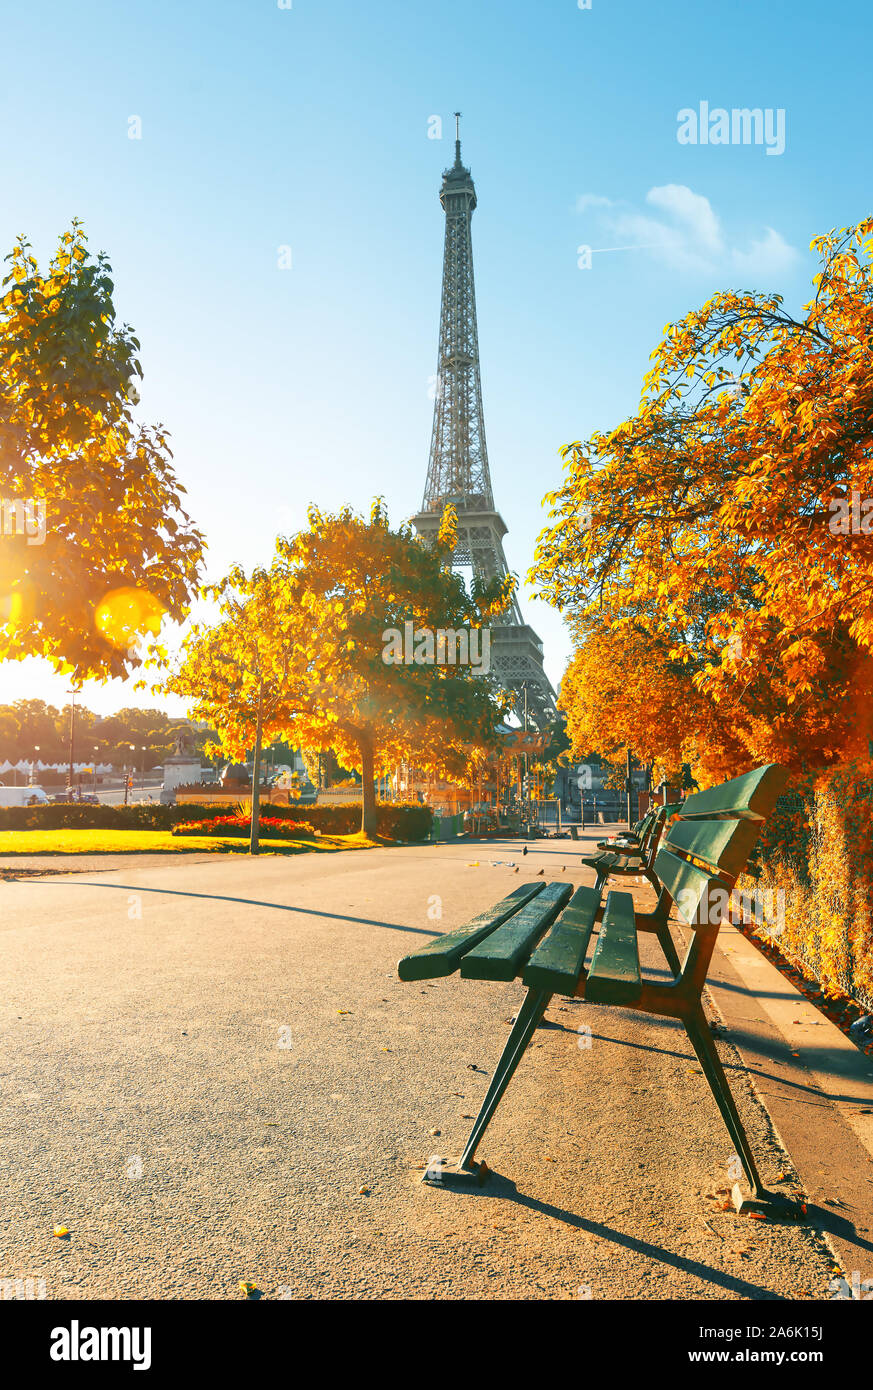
[158,501,512,840]
[0,223,203,681]
[532,217,873,780]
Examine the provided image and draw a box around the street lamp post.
[93,747,99,795]
[32,746,40,786]
[140,746,146,794]
[522,684,529,824]
[67,689,77,796]
[124,744,135,806]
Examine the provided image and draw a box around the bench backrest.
[653,765,787,931]
[643,800,681,856]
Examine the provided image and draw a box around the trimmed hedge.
[287,802,433,840]
[0,802,227,832]
[0,799,434,841]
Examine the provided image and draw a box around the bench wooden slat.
[585,890,641,1004]
[522,885,600,995]
[652,848,731,926]
[397,882,546,981]
[460,882,573,981]
[581,851,621,873]
[679,764,788,821]
[662,817,761,879]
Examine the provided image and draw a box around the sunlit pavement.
[0,835,848,1300]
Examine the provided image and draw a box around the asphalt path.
[0,837,838,1300]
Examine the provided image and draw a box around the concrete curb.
[705,924,873,1282]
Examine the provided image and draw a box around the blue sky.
[2,0,871,715]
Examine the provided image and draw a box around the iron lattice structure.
[412,123,556,728]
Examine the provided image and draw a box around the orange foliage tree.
[559,615,751,786]
[532,218,873,780]
[0,223,203,680]
[158,502,511,838]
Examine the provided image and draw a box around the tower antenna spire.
[454,110,462,162]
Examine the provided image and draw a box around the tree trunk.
[359,737,378,838]
[250,682,264,856]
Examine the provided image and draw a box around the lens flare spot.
[94,586,165,650]
[0,587,35,627]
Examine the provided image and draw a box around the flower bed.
[172,814,316,840]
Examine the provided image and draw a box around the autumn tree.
[154,570,298,853]
[532,217,873,780]
[557,615,751,786]
[160,501,511,838]
[0,222,203,680]
[299,747,355,789]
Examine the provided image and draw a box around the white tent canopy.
[4,758,116,776]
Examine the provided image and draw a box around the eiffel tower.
[412,116,556,728]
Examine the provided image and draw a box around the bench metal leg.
[459,987,553,1170]
[655,919,682,977]
[683,1005,765,1197]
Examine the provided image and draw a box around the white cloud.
[645,184,723,256]
[575,184,798,277]
[575,193,614,214]
[730,226,798,276]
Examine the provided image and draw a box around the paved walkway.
[1,833,867,1300]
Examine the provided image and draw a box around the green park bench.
[590,802,681,884]
[398,764,792,1209]
[580,802,683,972]
[603,807,655,850]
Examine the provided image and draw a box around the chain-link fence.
[752,788,873,1014]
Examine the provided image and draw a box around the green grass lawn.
[0,829,376,856]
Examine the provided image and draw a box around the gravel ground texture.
[0,836,840,1300]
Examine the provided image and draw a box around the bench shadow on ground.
[546,1006,873,1116]
[26,879,437,937]
[424,1173,799,1298]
